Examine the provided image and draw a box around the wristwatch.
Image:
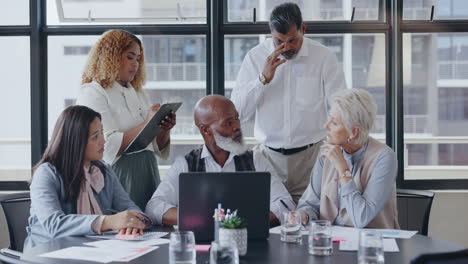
[339,169,352,179]
[259,73,267,85]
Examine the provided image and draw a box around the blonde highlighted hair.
[81,29,146,91]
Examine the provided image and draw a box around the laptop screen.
[178,172,271,242]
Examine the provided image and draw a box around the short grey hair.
[330,89,377,145]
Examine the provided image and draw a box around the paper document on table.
[369,229,417,239]
[331,226,359,241]
[331,226,416,240]
[269,225,308,235]
[382,239,400,252]
[40,246,159,263]
[86,231,168,241]
[271,225,360,240]
[40,247,114,263]
[339,238,399,252]
[112,246,159,262]
[84,238,170,248]
[271,225,416,240]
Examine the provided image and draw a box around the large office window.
[403,33,468,178]
[1,0,468,189]
[0,0,29,25]
[48,0,207,25]
[403,0,468,20]
[48,35,207,166]
[224,33,386,139]
[0,37,31,181]
[227,0,381,22]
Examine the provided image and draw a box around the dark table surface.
[22,227,465,264]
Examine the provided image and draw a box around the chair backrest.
[0,192,31,252]
[411,249,468,264]
[397,189,434,236]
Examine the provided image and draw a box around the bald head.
[194,95,236,127]
[194,95,245,157]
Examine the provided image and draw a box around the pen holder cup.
[219,228,248,256]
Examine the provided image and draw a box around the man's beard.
[213,130,249,155]
[281,49,297,60]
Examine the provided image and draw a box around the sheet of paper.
[40,247,114,263]
[269,225,308,235]
[84,238,170,248]
[382,238,400,252]
[112,246,159,262]
[331,226,360,241]
[86,231,168,241]
[370,229,418,239]
[339,238,399,252]
[271,225,416,241]
[40,245,159,263]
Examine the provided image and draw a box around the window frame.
[54,0,207,24]
[397,0,468,189]
[1,0,468,190]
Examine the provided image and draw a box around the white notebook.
[86,231,168,241]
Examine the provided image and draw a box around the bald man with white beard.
[145,95,295,226]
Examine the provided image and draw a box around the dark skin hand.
[117,106,176,155]
[162,208,178,226]
[269,212,280,227]
[157,112,176,149]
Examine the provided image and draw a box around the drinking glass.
[210,241,239,264]
[280,211,302,243]
[308,220,332,256]
[358,230,384,264]
[169,231,196,264]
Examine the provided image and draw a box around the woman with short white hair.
[297,89,399,229]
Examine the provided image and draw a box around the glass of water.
[358,230,384,264]
[210,241,239,264]
[308,220,332,256]
[280,211,302,243]
[169,231,196,264]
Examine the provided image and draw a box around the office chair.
[0,248,23,264]
[411,249,468,264]
[0,192,31,252]
[397,189,434,236]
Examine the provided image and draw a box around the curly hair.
[81,29,147,91]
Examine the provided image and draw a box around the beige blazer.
[319,137,400,229]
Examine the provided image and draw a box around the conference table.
[22,226,464,264]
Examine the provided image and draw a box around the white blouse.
[76,81,169,164]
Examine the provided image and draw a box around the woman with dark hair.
[77,29,176,210]
[25,105,150,248]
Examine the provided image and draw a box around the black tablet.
[124,102,182,154]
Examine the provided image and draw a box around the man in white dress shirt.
[231,2,347,203]
[145,95,295,226]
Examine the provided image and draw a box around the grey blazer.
[24,162,145,249]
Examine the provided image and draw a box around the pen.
[280,200,291,211]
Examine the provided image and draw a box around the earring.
[347,137,352,143]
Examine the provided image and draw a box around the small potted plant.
[219,216,248,256]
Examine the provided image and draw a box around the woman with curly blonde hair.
[76,30,176,210]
